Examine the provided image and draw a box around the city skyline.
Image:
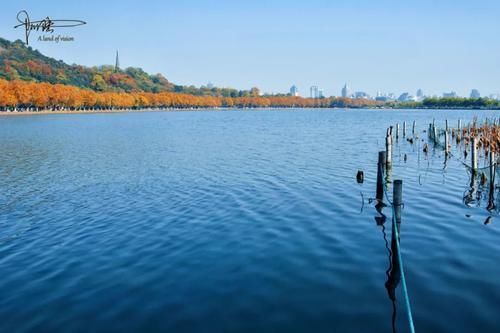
[279,84,497,100]
[0,0,499,97]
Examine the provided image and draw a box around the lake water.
[1,109,499,332]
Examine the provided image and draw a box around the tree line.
[0,79,381,111]
[421,97,500,109]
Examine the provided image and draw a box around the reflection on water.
[385,222,401,333]
[373,157,401,333]
[463,169,499,213]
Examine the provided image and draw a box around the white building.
[310,86,319,98]
[341,83,351,98]
[470,89,481,98]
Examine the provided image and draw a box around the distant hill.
[0,37,177,93]
[0,37,252,97]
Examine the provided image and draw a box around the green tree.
[91,74,107,91]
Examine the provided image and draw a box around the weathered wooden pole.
[433,124,438,144]
[376,151,386,202]
[488,151,496,210]
[458,119,461,130]
[445,119,448,133]
[471,137,477,172]
[393,180,403,224]
[412,121,416,136]
[396,123,400,140]
[403,121,406,137]
[386,132,392,168]
[490,151,495,190]
[444,130,449,155]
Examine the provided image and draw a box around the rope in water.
[390,201,416,333]
[383,177,416,333]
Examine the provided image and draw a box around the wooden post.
[386,134,392,168]
[445,130,449,155]
[445,119,448,133]
[433,124,437,144]
[412,121,416,136]
[376,151,386,202]
[488,151,496,210]
[490,151,495,190]
[428,123,432,139]
[403,121,406,137]
[471,137,477,172]
[396,123,400,140]
[458,119,461,130]
[393,180,402,224]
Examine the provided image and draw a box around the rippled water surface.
[1,109,500,332]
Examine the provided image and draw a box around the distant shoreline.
[0,107,368,116]
[1,106,499,117]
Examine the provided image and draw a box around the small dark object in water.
[404,154,407,162]
[465,214,471,218]
[481,172,487,186]
[407,138,414,144]
[423,143,429,153]
[484,216,492,225]
[356,170,364,183]
[464,149,468,158]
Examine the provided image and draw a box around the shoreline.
[0,107,368,116]
[1,106,498,117]
[0,109,172,117]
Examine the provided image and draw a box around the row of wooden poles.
[383,118,497,209]
[384,118,496,175]
[428,118,496,179]
[383,120,418,167]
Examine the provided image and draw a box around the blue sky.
[1,0,499,97]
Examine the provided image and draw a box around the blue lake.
[1,109,500,332]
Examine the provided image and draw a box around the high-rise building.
[290,85,299,97]
[470,89,481,98]
[398,93,410,102]
[443,91,457,98]
[310,86,319,98]
[318,89,324,98]
[415,89,424,101]
[341,83,351,98]
[354,91,369,99]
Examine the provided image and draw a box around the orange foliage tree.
[0,79,383,111]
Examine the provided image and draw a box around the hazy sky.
[1,0,499,97]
